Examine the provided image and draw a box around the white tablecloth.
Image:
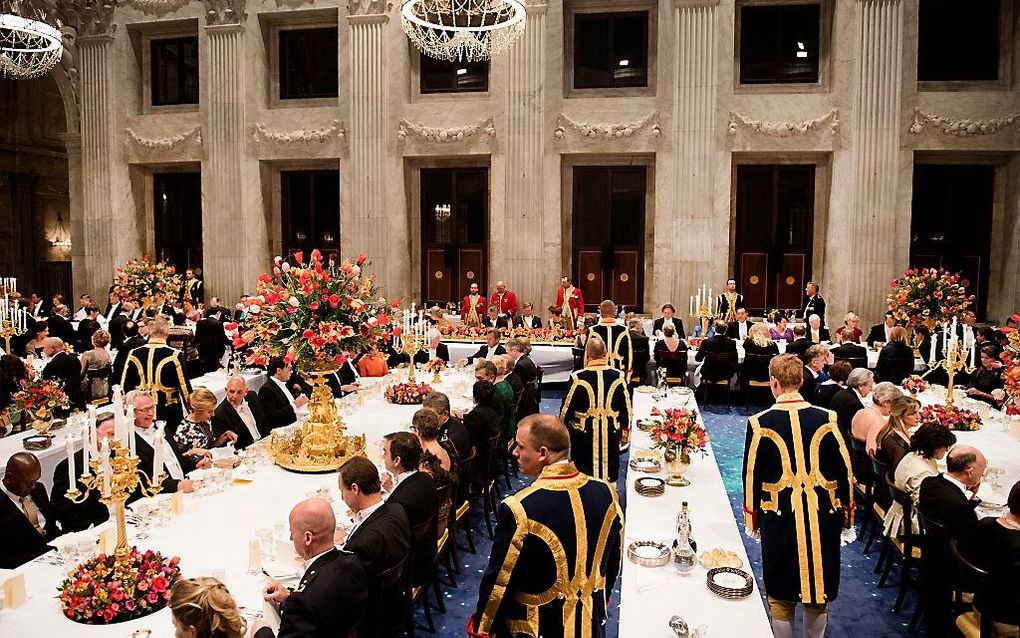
[0,372,266,491]
[618,390,771,636]
[443,342,576,383]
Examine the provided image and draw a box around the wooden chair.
[454,448,477,558]
[848,437,875,549]
[407,515,438,635]
[367,555,407,638]
[85,365,111,405]
[697,352,736,405]
[479,432,503,539]
[878,474,924,613]
[950,538,992,638]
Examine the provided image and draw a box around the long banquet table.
[617,389,772,636]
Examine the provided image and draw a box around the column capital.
[674,0,719,8]
[526,1,548,16]
[348,0,392,17]
[203,0,247,26]
[77,33,115,48]
[205,22,246,36]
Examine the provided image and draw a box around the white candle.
[81,423,90,473]
[101,439,111,497]
[66,434,76,488]
[152,423,163,480]
[970,341,976,368]
[930,334,936,362]
[127,410,136,455]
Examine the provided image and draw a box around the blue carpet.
[422,398,916,637]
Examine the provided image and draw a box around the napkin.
[211,444,236,461]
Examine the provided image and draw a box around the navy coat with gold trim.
[469,462,623,638]
[120,338,192,423]
[742,392,854,605]
[590,320,633,380]
[560,362,632,483]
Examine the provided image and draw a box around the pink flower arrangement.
[920,403,982,431]
[886,268,973,324]
[649,408,709,457]
[902,375,929,395]
[385,382,434,405]
[423,358,447,373]
[58,548,181,624]
[112,257,183,309]
[229,251,394,372]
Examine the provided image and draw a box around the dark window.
[151,36,199,106]
[420,54,489,93]
[279,27,338,100]
[153,172,203,275]
[918,0,1000,82]
[739,3,821,84]
[281,171,340,259]
[573,12,649,89]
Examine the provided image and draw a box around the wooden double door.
[572,166,646,312]
[420,168,488,308]
[154,172,203,276]
[734,165,815,316]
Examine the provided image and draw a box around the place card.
[172,491,184,514]
[3,572,26,609]
[248,538,261,572]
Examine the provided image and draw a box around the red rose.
[294,251,304,265]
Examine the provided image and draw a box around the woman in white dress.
[882,423,958,538]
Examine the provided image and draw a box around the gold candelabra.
[689,300,718,339]
[65,440,165,574]
[925,339,976,410]
[1,316,26,355]
[402,328,423,384]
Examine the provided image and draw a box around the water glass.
[256,528,276,561]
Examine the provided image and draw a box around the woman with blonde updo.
[169,577,245,638]
[173,388,237,460]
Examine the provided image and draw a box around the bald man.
[1,452,59,568]
[490,280,518,319]
[41,336,82,408]
[212,375,267,449]
[918,444,988,636]
[254,499,368,638]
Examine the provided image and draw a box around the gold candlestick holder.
[1,316,26,355]
[402,329,423,384]
[689,300,718,338]
[925,339,976,410]
[65,440,165,575]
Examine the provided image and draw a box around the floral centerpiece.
[1001,326,1020,415]
[886,267,974,329]
[4,378,68,433]
[423,357,446,383]
[385,382,434,405]
[648,407,708,486]
[112,257,183,310]
[687,337,704,350]
[920,403,982,431]
[902,375,929,395]
[436,323,575,344]
[58,548,181,624]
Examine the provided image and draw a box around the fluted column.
[499,2,546,308]
[846,0,904,323]
[203,20,258,302]
[347,5,391,287]
[662,0,720,305]
[78,34,118,298]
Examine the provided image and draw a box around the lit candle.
[152,422,163,480]
[81,423,90,472]
[101,439,111,497]
[127,407,136,455]
[970,341,976,369]
[66,433,76,488]
[930,334,936,362]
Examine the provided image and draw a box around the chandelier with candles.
[0,0,63,80]
[400,0,526,62]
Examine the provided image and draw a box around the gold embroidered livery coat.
[469,463,624,638]
[742,393,854,604]
[120,338,192,422]
[559,361,632,483]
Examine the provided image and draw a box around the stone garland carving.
[908,107,1020,136]
[727,108,840,137]
[126,0,193,16]
[73,0,119,38]
[126,126,203,151]
[397,116,495,143]
[553,112,661,140]
[253,120,347,145]
[348,0,392,15]
[203,0,246,25]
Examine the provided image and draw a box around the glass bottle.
[672,501,697,575]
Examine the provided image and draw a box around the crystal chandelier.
[401,0,526,63]
[0,1,63,80]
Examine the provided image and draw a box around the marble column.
[661,0,720,306]
[499,2,546,308]
[203,20,259,302]
[77,34,118,299]
[846,0,905,323]
[61,133,85,296]
[346,5,393,292]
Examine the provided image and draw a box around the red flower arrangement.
[229,251,395,372]
[58,548,181,624]
[6,378,68,420]
[687,337,704,350]
[886,267,973,326]
[385,382,434,405]
[902,375,929,395]
[435,323,574,344]
[649,408,709,457]
[423,358,447,373]
[112,257,183,310]
[920,403,982,431]
[1000,327,1020,415]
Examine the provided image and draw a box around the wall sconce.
[49,212,72,248]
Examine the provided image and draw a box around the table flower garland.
[112,257,183,310]
[228,250,396,371]
[902,375,929,395]
[1001,326,1020,415]
[920,403,982,431]
[435,323,575,344]
[385,382,434,405]
[58,548,181,624]
[886,267,973,328]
